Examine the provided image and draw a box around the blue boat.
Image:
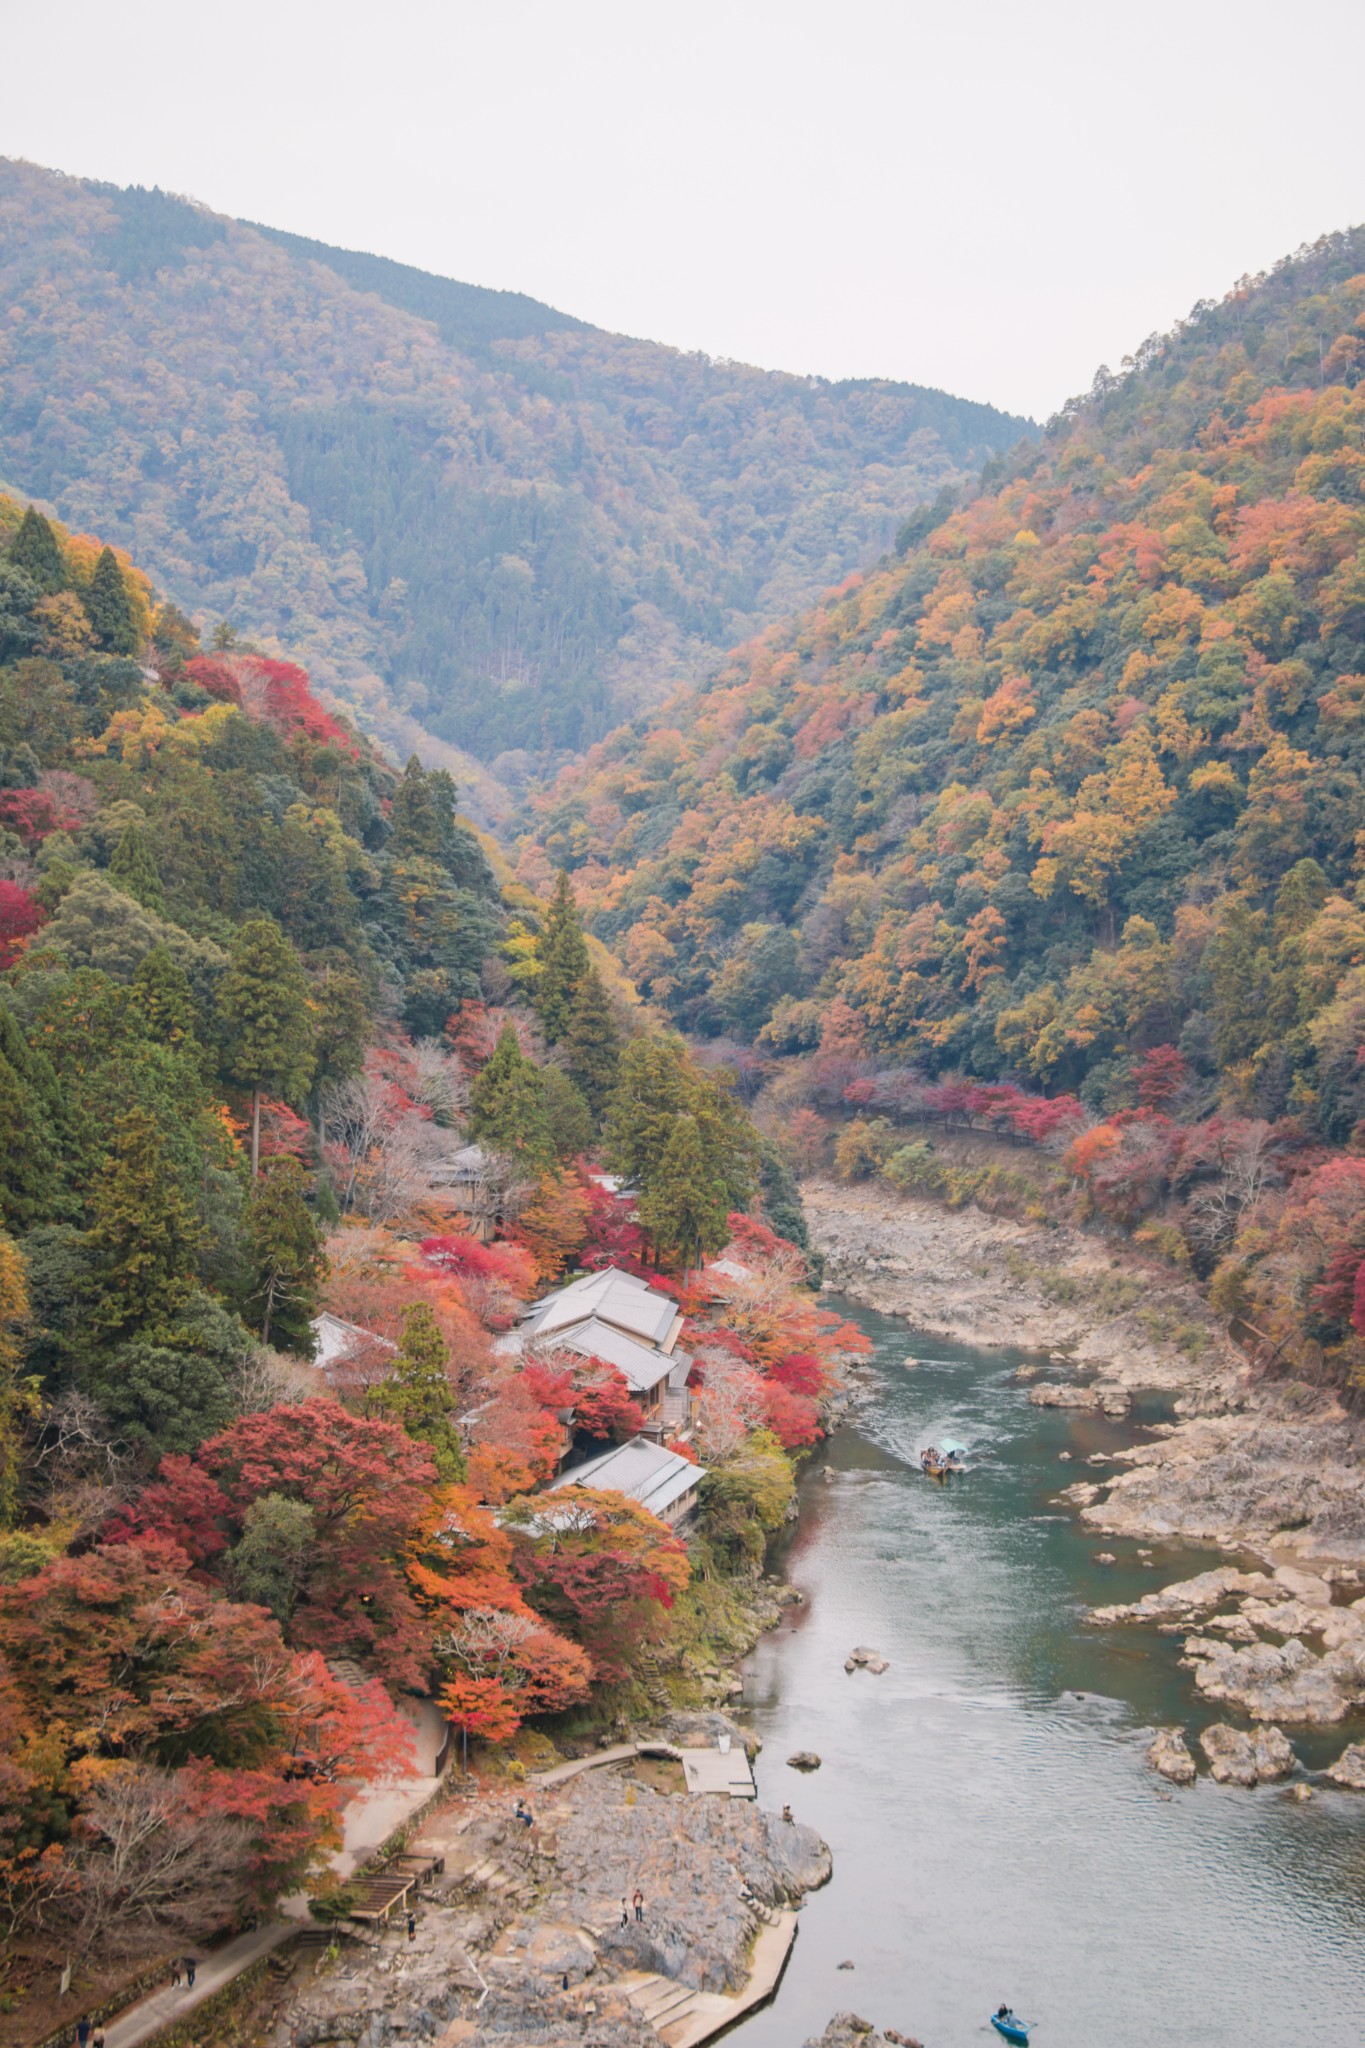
[990,2013,1030,2044]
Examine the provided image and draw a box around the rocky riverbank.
[250,1717,829,2048]
[803,1177,1365,1767]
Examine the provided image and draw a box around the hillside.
[531,228,1365,1386]
[0,160,1032,778]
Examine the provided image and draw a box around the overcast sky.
[6,0,1365,421]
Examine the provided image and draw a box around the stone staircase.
[460,1854,539,1909]
[619,1905,786,2045]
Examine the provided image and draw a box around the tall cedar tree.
[534,870,591,1042]
[0,1008,61,1229]
[389,755,458,863]
[370,1303,466,1481]
[129,944,200,1050]
[86,1104,205,1343]
[562,966,622,1120]
[85,545,140,654]
[108,819,166,913]
[636,1112,731,1273]
[543,1067,593,1160]
[243,1156,325,1353]
[217,917,315,1176]
[606,1034,755,1227]
[8,506,65,594]
[0,1232,38,1527]
[468,1024,554,1174]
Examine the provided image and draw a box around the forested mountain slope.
[0,161,1032,775]
[533,230,1365,1385]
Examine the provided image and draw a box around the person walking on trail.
[184,1959,197,1989]
[170,1962,182,1989]
[633,1888,644,1922]
[76,2017,92,2048]
[620,1896,629,1927]
[407,1911,416,1942]
[92,2030,105,2048]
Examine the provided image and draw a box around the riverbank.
[239,1716,829,2048]
[802,1177,1365,1569]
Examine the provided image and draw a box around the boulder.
[787,1752,822,1772]
[803,2016,897,2048]
[845,1647,890,1675]
[1199,1722,1296,1785]
[1185,1633,1365,1724]
[1327,1742,1365,1790]
[1147,1728,1196,1785]
[1029,1383,1101,1409]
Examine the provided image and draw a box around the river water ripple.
[732,1298,1365,2047]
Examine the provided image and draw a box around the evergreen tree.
[389,756,459,863]
[562,967,622,1119]
[229,1493,316,1622]
[637,1113,730,1273]
[92,1293,247,1455]
[84,546,140,654]
[129,944,200,1050]
[534,870,591,1042]
[543,1067,594,1161]
[85,1105,205,1344]
[371,1303,466,1481]
[8,507,65,596]
[0,1010,61,1231]
[243,1156,325,1352]
[217,917,315,1176]
[606,1033,756,1220]
[468,1025,554,1173]
[108,819,166,913]
[0,1233,39,1529]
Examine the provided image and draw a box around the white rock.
[1148,1728,1196,1784]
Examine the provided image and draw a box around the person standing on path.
[76,2017,92,2048]
[620,1897,629,1927]
[407,1911,416,1942]
[184,1959,197,1989]
[633,1889,644,1922]
[170,1963,182,1989]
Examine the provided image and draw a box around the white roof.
[522,1266,679,1349]
[553,1317,677,1394]
[551,1435,705,1518]
[707,1257,753,1282]
[310,1312,396,1370]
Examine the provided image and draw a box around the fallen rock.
[1199,1722,1296,1785]
[1289,1782,1314,1801]
[803,2017,896,2048]
[1148,1728,1196,1784]
[845,1646,890,1675]
[1327,1742,1365,1790]
[1029,1383,1101,1409]
[787,1752,822,1772]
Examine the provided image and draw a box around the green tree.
[534,870,591,1042]
[0,1009,61,1231]
[7,507,65,595]
[543,1067,594,1161]
[607,1033,755,1240]
[229,1492,317,1622]
[85,1105,205,1345]
[129,944,200,1050]
[370,1303,466,1480]
[636,1112,731,1272]
[108,819,166,913]
[0,1233,40,1528]
[242,1156,325,1352]
[84,546,140,654]
[388,755,452,861]
[217,917,315,1176]
[562,966,622,1119]
[468,1025,553,1173]
[92,1293,247,1455]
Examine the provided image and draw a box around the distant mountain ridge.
[0,160,1034,779]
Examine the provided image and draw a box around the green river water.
[732,1298,1365,2047]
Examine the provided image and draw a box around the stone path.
[101,1923,296,2048]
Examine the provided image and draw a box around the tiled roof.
[551,1435,705,1517]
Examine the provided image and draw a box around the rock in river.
[1327,1742,1365,1790]
[1184,1632,1365,1724]
[1199,1722,1296,1785]
[1148,1727,1196,1784]
[845,1646,890,1674]
[804,2018,893,2048]
[787,1751,822,1771]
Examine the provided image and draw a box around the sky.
[5,0,1365,421]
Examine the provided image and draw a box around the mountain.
[535,228,1365,1125]
[0,160,1033,782]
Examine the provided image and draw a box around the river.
[732,1299,1365,2047]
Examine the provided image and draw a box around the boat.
[920,1437,970,1477]
[989,2012,1030,2044]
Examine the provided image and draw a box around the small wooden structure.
[346,1871,418,1924]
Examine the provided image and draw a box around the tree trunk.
[251,1084,261,1179]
